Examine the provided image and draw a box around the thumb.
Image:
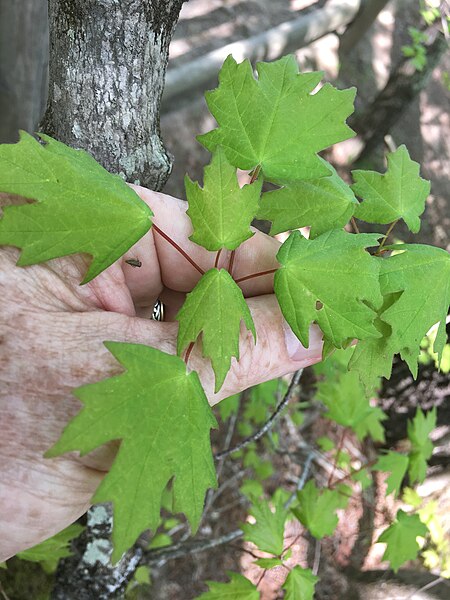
[92,294,322,405]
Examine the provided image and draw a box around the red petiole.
[152,223,205,275]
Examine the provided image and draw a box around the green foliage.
[407,407,436,484]
[176,268,256,392]
[275,230,382,348]
[185,148,261,251]
[15,524,83,573]
[217,394,240,421]
[401,27,428,71]
[282,566,319,600]
[198,55,355,181]
[197,572,260,599]
[352,145,430,233]
[241,494,288,556]
[374,451,409,497]
[292,480,348,539]
[258,161,357,237]
[377,509,428,572]
[0,131,152,283]
[46,343,217,562]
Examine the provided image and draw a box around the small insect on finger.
[125,258,142,268]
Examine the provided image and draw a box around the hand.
[0,186,323,560]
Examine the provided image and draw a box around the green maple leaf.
[185,148,262,251]
[0,132,152,283]
[374,451,409,497]
[275,230,382,348]
[258,161,357,237]
[177,268,256,392]
[46,342,217,562]
[282,566,319,600]
[292,480,347,539]
[317,371,383,438]
[198,55,356,181]
[379,244,450,375]
[16,523,83,572]
[198,571,260,599]
[407,408,436,484]
[377,509,428,572]
[241,494,288,555]
[352,145,430,233]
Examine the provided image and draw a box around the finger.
[130,186,281,298]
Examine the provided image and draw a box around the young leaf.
[317,371,381,438]
[185,148,262,251]
[16,523,84,571]
[377,509,428,572]
[177,268,256,392]
[275,230,382,348]
[352,145,430,233]
[374,451,409,497]
[292,480,346,539]
[0,131,152,283]
[198,571,260,599]
[258,162,357,237]
[198,55,356,181]
[379,245,450,375]
[407,408,436,484]
[46,342,217,562]
[241,494,289,556]
[282,566,319,600]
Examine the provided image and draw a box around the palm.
[0,187,322,560]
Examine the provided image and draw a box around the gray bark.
[339,0,390,55]
[0,0,48,143]
[42,0,184,191]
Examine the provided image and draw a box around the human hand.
[0,186,323,560]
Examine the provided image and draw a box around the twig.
[284,451,314,509]
[0,581,11,600]
[140,529,243,567]
[215,370,303,460]
[403,576,445,600]
[312,539,321,576]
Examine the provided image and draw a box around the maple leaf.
[241,494,289,556]
[46,342,217,562]
[0,132,152,283]
[275,230,382,348]
[317,371,384,439]
[379,244,450,375]
[177,268,256,392]
[198,571,260,599]
[292,480,347,539]
[352,145,430,233]
[407,408,436,484]
[258,161,357,237]
[374,451,409,497]
[282,566,319,600]
[198,55,356,181]
[185,148,262,251]
[377,509,428,572]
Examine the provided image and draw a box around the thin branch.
[284,451,314,509]
[140,529,243,567]
[404,576,444,600]
[312,539,321,576]
[0,581,11,600]
[234,268,278,284]
[215,370,303,460]
[152,223,205,275]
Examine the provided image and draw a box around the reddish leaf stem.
[152,223,205,275]
[249,164,261,184]
[214,248,222,269]
[234,268,277,283]
[375,219,398,255]
[228,249,236,276]
[351,217,360,234]
[184,342,195,366]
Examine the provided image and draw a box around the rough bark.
[0,0,48,143]
[42,0,184,191]
[351,29,448,162]
[338,0,390,55]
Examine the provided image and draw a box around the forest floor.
[151,1,450,599]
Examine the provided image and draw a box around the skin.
[0,187,323,561]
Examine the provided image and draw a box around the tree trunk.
[0,0,48,143]
[42,0,184,191]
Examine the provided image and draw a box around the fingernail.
[283,319,323,363]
